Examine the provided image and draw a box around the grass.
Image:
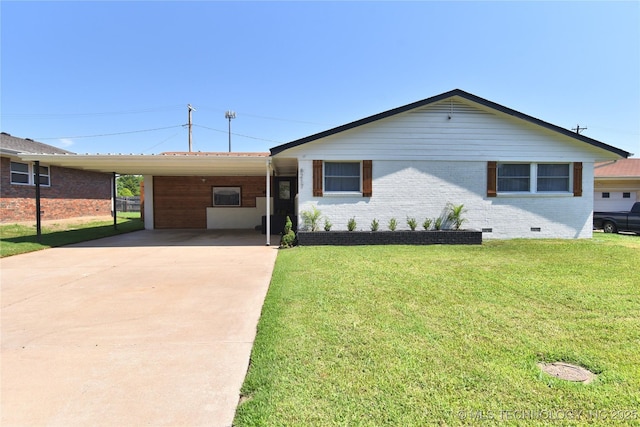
[235,234,640,426]
[0,214,144,257]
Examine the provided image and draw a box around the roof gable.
[270,89,630,158]
[0,132,73,155]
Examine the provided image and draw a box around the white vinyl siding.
[281,98,620,163]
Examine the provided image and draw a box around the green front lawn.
[0,216,144,257]
[235,234,640,426]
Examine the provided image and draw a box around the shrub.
[388,217,397,231]
[280,216,296,248]
[407,217,418,231]
[446,203,468,230]
[423,218,433,230]
[434,216,443,230]
[370,218,379,232]
[347,217,357,231]
[323,218,333,231]
[301,206,322,231]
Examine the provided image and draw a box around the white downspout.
[266,158,271,246]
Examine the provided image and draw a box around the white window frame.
[497,162,572,195]
[323,161,362,195]
[10,161,51,187]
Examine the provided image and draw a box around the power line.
[34,125,184,140]
[195,106,329,126]
[2,105,183,119]
[193,124,283,143]
[141,130,184,154]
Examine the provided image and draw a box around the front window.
[213,187,241,206]
[35,165,50,186]
[10,161,30,184]
[537,164,569,192]
[324,162,360,192]
[10,161,50,186]
[498,163,571,194]
[498,164,530,192]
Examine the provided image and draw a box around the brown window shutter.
[362,160,372,197]
[487,161,497,197]
[313,160,323,197]
[573,162,583,197]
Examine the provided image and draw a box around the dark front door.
[274,177,296,218]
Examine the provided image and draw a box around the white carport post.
[266,158,272,246]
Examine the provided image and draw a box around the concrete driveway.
[1,230,278,427]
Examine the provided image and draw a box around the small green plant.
[446,203,468,230]
[370,218,379,232]
[388,217,397,231]
[347,217,357,231]
[301,206,322,231]
[434,216,443,230]
[423,218,433,231]
[280,216,296,248]
[323,218,333,231]
[407,217,417,231]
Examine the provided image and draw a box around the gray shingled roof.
[0,132,74,155]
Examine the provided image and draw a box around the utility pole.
[188,104,196,152]
[572,124,587,134]
[225,110,236,152]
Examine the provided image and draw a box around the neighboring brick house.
[0,132,112,223]
[594,158,640,211]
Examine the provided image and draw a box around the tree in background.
[117,175,143,197]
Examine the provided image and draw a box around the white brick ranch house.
[269,89,630,239]
[17,89,630,241]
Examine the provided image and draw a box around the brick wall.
[0,156,112,223]
[297,230,482,245]
[153,175,267,229]
[298,159,594,239]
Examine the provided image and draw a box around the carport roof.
[17,152,272,176]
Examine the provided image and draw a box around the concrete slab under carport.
[1,230,278,427]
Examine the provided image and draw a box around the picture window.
[324,162,361,192]
[212,187,241,206]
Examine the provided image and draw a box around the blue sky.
[1,1,638,156]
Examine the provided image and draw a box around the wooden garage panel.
[153,176,267,229]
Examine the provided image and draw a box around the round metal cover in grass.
[537,362,595,383]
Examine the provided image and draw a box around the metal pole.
[266,159,271,246]
[225,111,235,152]
[35,160,42,242]
[188,104,194,152]
[113,172,118,230]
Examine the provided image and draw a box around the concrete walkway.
[1,230,278,427]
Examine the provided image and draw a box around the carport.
[1,229,278,426]
[18,152,299,245]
